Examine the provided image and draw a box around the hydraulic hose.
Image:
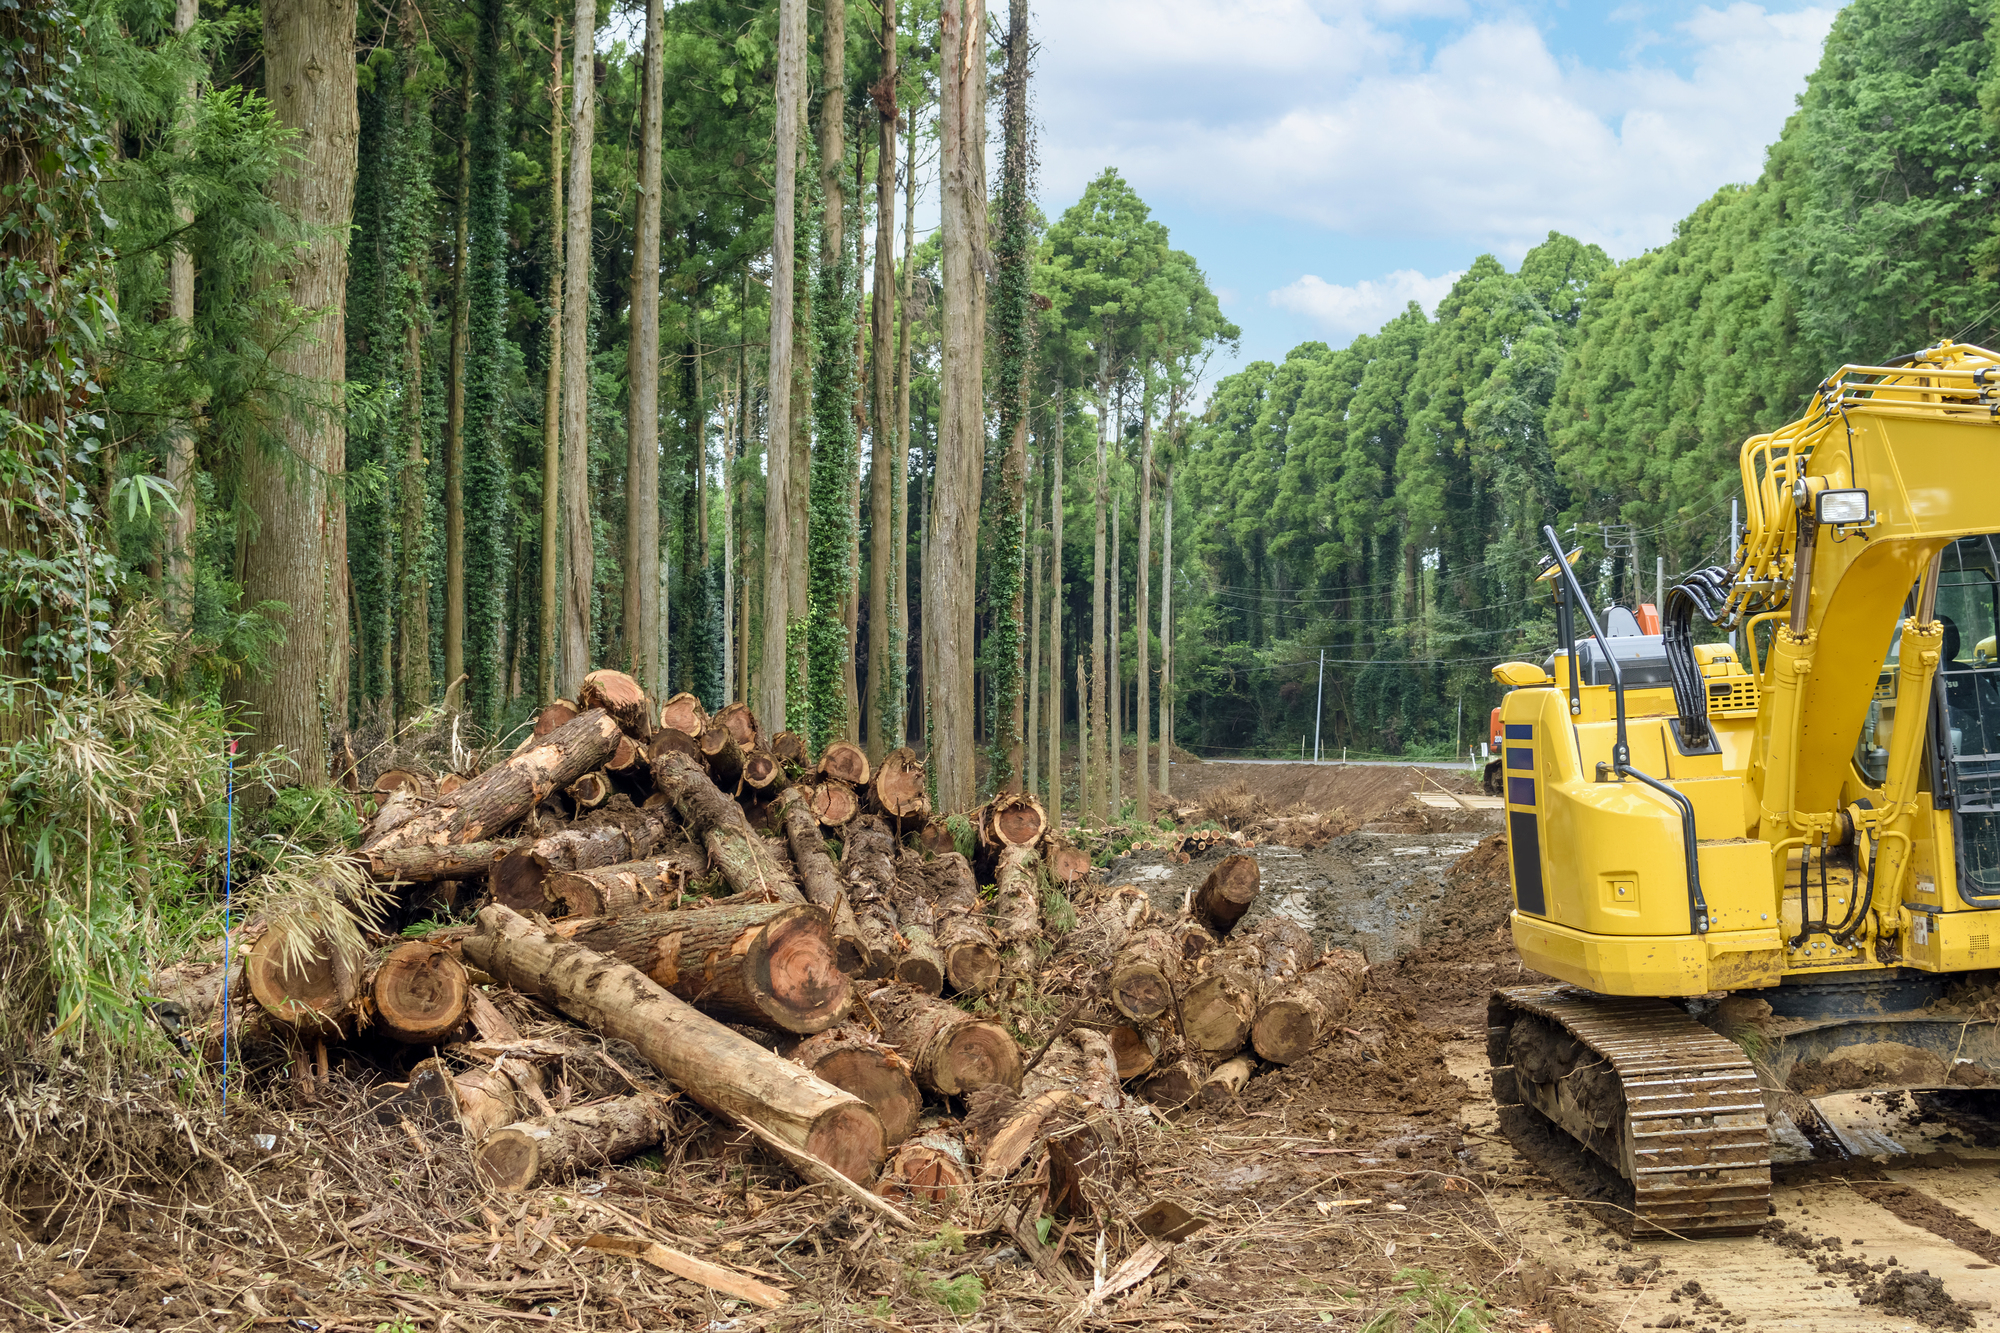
[1663,565,1734,751]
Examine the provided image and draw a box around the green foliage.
[256,785,363,850]
[805,153,857,756]
[913,1223,966,1258]
[944,812,976,861]
[1360,1268,1491,1333]
[464,0,511,731]
[921,1272,983,1316]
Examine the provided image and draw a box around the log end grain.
[936,1020,1023,1096]
[803,1101,887,1184]
[817,739,872,789]
[1250,1002,1317,1066]
[1109,963,1172,1024]
[371,940,470,1045]
[942,941,1001,996]
[1135,1060,1200,1110]
[1181,973,1255,1057]
[475,1126,545,1192]
[659,690,707,739]
[746,905,854,1034]
[582,670,654,740]
[876,1137,971,1203]
[892,949,944,998]
[246,927,359,1034]
[1105,1025,1158,1081]
[1194,854,1262,935]
[807,1047,921,1148]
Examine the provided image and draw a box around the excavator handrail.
[1542,524,1712,935]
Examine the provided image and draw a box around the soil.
[24,761,2000,1331]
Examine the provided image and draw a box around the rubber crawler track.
[1490,984,1771,1237]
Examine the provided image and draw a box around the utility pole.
[1313,648,1325,764]
[1656,555,1665,609]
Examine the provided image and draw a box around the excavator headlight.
[1815,488,1870,525]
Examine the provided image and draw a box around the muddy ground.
[14,761,2000,1331]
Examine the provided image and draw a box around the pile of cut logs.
[154,668,1367,1217]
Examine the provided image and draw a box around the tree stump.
[876,1131,972,1204]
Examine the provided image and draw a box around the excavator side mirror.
[1815,488,1870,526]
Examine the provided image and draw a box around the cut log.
[551,898,850,1034]
[808,780,860,827]
[714,701,763,753]
[646,726,702,764]
[437,773,466,797]
[246,921,366,1035]
[463,905,886,1181]
[865,983,1022,1096]
[983,793,1047,849]
[838,815,908,981]
[366,710,622,852]
[476,1094,672,1191]
[1024,1030,1121,1111]
[1170,917,1220,966]
[770,730,808,770]
[919,852,1001,995]
[581,669,653,740]
[875,1131,971,1204]
[367,787,425,845]
[1201,1055,1256,1110]
[961,1084,1074,1182]
[1251,948,1368,1065]
[1048,841,1092,886]
[534,699,580,736]
[545,854,705,918]
[699,721,744,789]
[777,788,874,977]
[366,940,469,1044]
[1192,854,1261,938]
[374,769,434,800]
[604,735,644,773]
[367,838,522,885]
[869,747,929,825]
[884,863,945,997]
[785,1025,921,1148]
[817,739,871,789]
[566,771,612,812]
[488,801,677,913]
[990,844,1042,955]
[1135,1059,1201,1111]
[1104,1024,1160,1081]
[651,749,802,905]
[658,691,707,740]
[1108,928,1180,1023]
[443,1056,549,1140]
[1180,917,1313,1057]
[740,748,788,796]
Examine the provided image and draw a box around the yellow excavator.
[1489,342,2000,1236]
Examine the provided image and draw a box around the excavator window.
[1927,536,2000,901]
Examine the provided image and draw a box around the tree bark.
[367,710,621,854]
[760,0,807,732]
[1111,489,1121,816]
[489,802,677,912]
[551,899,850,1034]
[1158,463,1172,796]
[1108,928,1179,1023]
[1201,1055,1255,1110]
[1048,414,1063,823]
[559,0,597,697]
[884,865,944,996]
[778,787,874,977]
[162,0,199,630]
[651,749,801,903]
[368,838,521,884]
[698,721,743,789]
[477,1094,671,1191]
[366,940,470,1044]
[989,844,1040,956]
[1251,948,1366,1065]
[464,905,885,1180]
[1137,405,1151,819]
[866,983,1021,1096]
[241,0,358,775]
[1089,375,1109,824]
[893,102,915,751]
[919,851,1000,995]
[625,0,664,695]
[1192,853,1261,938]
[785,1025,920,1148]
[837,814,905,980]
[1027,466,1042,797]
[865,0,898,763]
[539,14,564,707]
[927,0,988,812]
[543,852,705,917]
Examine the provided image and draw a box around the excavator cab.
[1483,344,2000,1236]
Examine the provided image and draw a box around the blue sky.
[1030,0,1840,376]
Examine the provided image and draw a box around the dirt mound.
[1860,1269,1976,1329]
[1171,761,1477,827]
[1787,1041,1952,1096]
[1422,830,1512,946]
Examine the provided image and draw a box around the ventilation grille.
[1705,678,1761,714]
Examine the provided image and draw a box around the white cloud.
[1269,269,1463,340]
[1034,1,1838,261]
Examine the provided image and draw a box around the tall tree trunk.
[444,66,470,708]
[395,253,430,718]
[559,0,597,697]
[1026,455,1041,799]
[1047,411,1063,825]
[986,0,1031,795]
[866,17,897,763]
[845,143,866,744]
[539,17,564,707]
[929,0,988,811]
[1136,398,1151,820]
[761,0,806,732]
[1090,368,1109,824]
[893,103,915,750]
[626,0,664,697]
[465,0,509,727]
[241,0,358,777]
[1111,486,1120,817]
[1158,462,1172,797]
[163,0,198,633]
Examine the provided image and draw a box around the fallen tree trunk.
[566,771,612,812]
[544,853,706,918]
[367,710,622,852]
[838,815,908,981]
[476,1094,672,1192]
[462,905,885,1182]
[777,788,874,976]
[1108,928,1180,1023]
[741,748,787,796]
[366,787,424,845]
[920,852,1000,995]
[865,983,1022,1097]
[367,838,522,885]
[884,866,945,996]
[982,793,1046,850]
[1180,917,1313,1056]
[364,940,470,1044]
[550,899,850,1034]
[784,1026,921,1148]
[1192,854,1261,938]
[1201,1055,1256,1110]
[652,750,801,904]
[488,802,676,913]
[990,844,1042,957]
[581,669,653,740]
[770,730,808,770]
[246,921,366,1036]
[869,747,929,827]
[1135,1058,1201,1110]
[1251,948,1367,1064]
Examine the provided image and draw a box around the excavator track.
[1490,984,1771,1238]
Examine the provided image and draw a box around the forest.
[4,0,2000,1046]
